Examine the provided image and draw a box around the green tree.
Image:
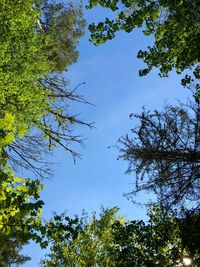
[36,0,85,73]
[87,0,200,90]
[0,0,50,126]
[118,99,200,208]
[0,0,90,177]
[41,206,198,266]
[41,207,120,267]
[0,84,86,266]
[112,206,183,267]
[0,167,80,266]
[0,169,44,266]
[0,1,88,263]
[0,106,81,266]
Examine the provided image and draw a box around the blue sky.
[22,3,191,266]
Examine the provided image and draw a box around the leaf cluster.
[88,0,200,88]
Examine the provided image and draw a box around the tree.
[87,0,200,90]
[0,167,80,266]
[0,0,90,177]
[6,78,92,178]
[41,206,199,266]
[118,99,200,208]
[0,0,50,126]
[36,0,85,73]
[112,206,183,267]
[0,169,44,266]
[0,110,81,265]
[178,207,200,265]
[0,1,89,263]
[0,115,42,264]
[41,207,120,267]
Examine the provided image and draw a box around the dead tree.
[118,99,200,208]
[6,76,93,178]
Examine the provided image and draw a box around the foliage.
[113,206,183,267]
[0,0,50,123]
[37,0,86,73]
[0,166,81,265]
[41,206,199,266]
[118,99,200,208]
[87,0,200,89]
[41,207,120,267]
[179,207,200,264]
[0,0,90,176]
[0,0,52,174]
[0,112,30,264]
[0,1,87,262]
[0,112,25,166]
[0,116,79,265]
[0,167,44,265]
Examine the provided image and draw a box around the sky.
[22,3,191,266]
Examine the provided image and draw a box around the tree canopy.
[0,0,90,177]
[36,0,85,73]
[0,111,83,265]
[41,206,199,266]
[0,0,87,263]
[41,207,119,267]
[1,0,200,264]
[88,0,200,90]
